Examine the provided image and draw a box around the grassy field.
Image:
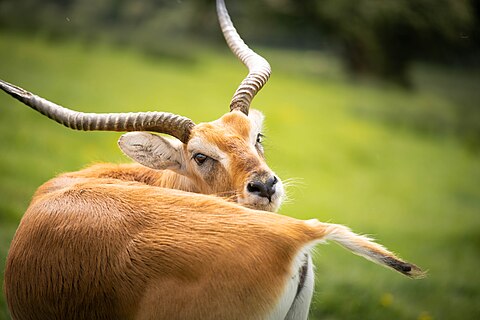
[0,32,479,319]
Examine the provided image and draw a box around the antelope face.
[118,110,284,212]
[189,110,284,211]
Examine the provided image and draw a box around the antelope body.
[1,1,423,319]
[5,176,422,320]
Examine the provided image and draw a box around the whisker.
[282,177,306,188]
[279,177,309,206]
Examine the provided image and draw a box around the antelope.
[2,1,424,319]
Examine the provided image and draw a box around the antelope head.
[0,0,283,212]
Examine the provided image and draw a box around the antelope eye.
[193,153,208,165]
[256,133,264,144]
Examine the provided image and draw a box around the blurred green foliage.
[0,31,479,319]
[1,0,478,80]
[1,0,479,148]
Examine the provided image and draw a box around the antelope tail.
[306,220,425,279]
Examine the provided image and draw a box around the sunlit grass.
[0,32,479,319]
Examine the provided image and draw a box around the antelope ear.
[248,109,265,132]
[118,132,186,172]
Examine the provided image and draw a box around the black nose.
[247,176,277,201]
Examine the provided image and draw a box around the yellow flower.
[418,311,433,320]
[380,293,394,307]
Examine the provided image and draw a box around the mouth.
[240,193,282,212]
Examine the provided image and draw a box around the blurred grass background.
[0,8,479,320]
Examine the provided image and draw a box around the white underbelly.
[266,249,315,320]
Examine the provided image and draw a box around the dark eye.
[256,133,264,144]
[193,153,208,165]
[255,133,265,155]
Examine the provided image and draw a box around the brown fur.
[5,175,422,319]
[5,177,306,319]
[64,163,200,193]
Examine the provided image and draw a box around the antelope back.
[4,177,309,320]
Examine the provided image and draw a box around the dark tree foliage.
[265,0,477,85]
[0,0,478,84]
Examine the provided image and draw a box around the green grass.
[1,32,479,319]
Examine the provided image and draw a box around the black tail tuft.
[382,256,426,279]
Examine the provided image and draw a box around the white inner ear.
[118,132,185,172]
[248,109,265,144]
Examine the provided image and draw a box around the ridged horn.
[216,0,271,115]
[0,79,195,143]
